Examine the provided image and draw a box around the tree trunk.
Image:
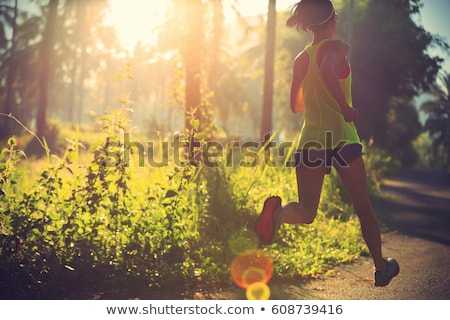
[76,1,88,125]
[260,0,276,142]
[183,0,203,133]
[0,0,19,140]
[182,0,204,163]
[36,0,58,138]
[208,0,223,92]
[67,52,78,125]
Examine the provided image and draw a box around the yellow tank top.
[298,39,360,150]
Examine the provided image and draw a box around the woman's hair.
[286,0,335,32]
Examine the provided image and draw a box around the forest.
[0,0,449,299]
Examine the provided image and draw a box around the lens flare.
[230,251,273,289]
[246,281,271,300]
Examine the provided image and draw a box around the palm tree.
[421,73,450,169]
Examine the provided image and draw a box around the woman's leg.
[282,164,327,225]
[336,156,385,270]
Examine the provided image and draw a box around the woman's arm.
[319,40,358,122]
[290,51,309,113]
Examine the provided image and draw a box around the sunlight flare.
[105,0,170,52]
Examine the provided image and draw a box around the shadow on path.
[377,168,450,246]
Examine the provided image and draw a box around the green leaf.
[7,136,17,147]
[98,114,112,121]
[190,119,200,131]
[89,140,104,153]
[194,132,207,139]
[17,150,27,159]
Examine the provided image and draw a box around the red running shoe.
[255,196,282,245]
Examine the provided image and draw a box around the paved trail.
[211,168,450,300]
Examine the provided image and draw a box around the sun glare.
[105,0,295,54]
[105,0,171,53]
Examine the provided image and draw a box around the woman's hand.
[343,106,359,122]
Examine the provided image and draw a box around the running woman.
[255,0,399,287]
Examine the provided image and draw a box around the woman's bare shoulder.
[322,40,349,55]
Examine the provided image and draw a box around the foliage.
[0,108,395,298]
[385,98,423,168]
[420,73,450,171]
[348,0,445,156]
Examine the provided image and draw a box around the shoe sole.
[255,196,281,245]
